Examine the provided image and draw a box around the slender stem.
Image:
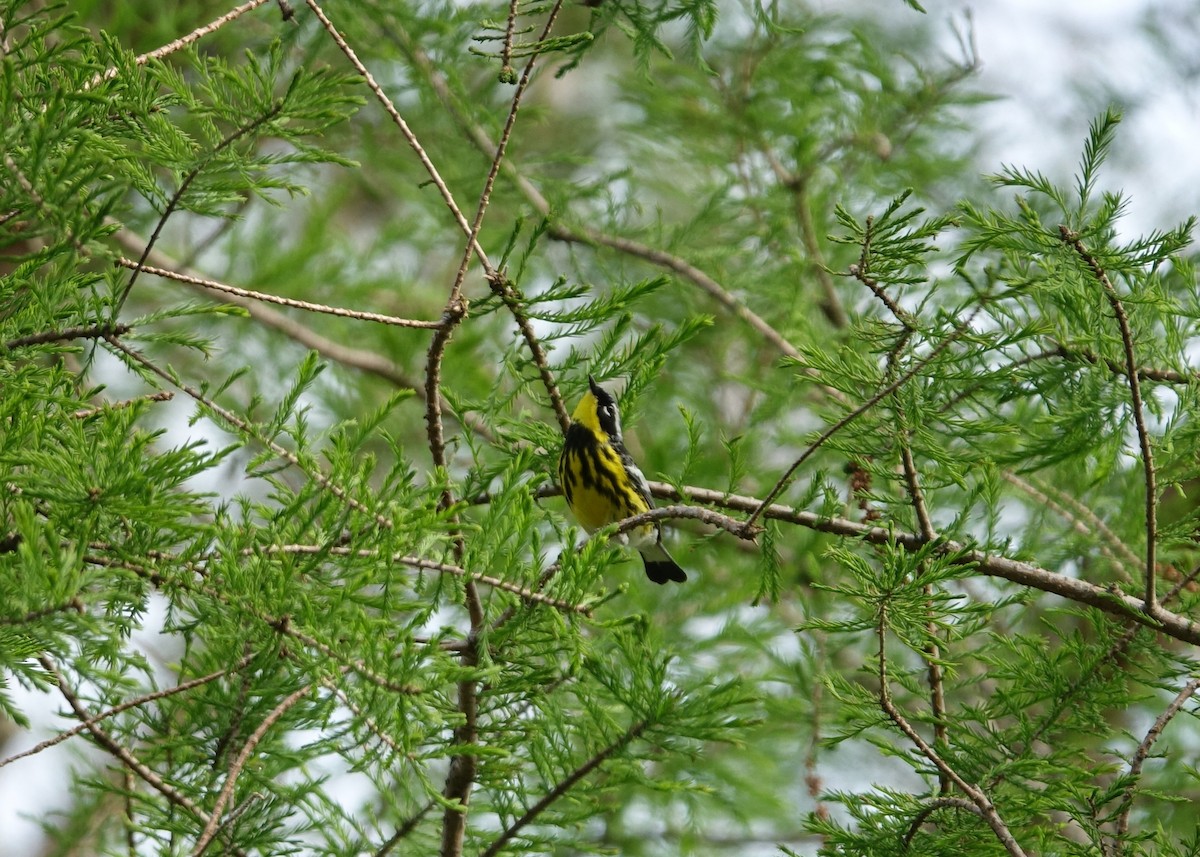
[633,483,1200,646]
[479,720,649,857]
[876,610,1028,857]
[4,323,130,350]
[745,310,979,531]
[0,657,252,771]
[117,103,285,312]
[192,684,313,855]
[1114,676,1200,838]
[114,258,442,328]
[88,0,272,88]
[902,797,984,850]
[1060,227,1157,610]
[304,0,488,270]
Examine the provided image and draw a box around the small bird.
[558,376,687,584]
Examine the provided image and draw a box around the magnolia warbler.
[558,376,687,584]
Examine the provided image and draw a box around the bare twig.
[488,272,570,433]
[897,438,949,794]
[1060,227,1157,610]
[789,170,848,329]
[849,217,916,330]
[304,0,488,269]
[108,231,497,441]
[1052,341,1200,385]
[551,223,811,362]
[858,250,950,797]
[637,482,1200,646]
[374,801,436,856]
[114,258,443,328]
[608,503,762,543]
[902,797,984,850]
[73,391,174,419]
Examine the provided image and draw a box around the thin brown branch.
[304,0,488,269]
[745,309,979,531]
[549,223,818,369]
[38,656,221,837]
[1053,341,1200,384]
[788,170,848,329]
[89,0,272,87]
[118,102,286,311]
[374,801,436,857]
[0,656,252,771]
[4,322,130,350]
[876,609,1028,857]
[1115,676,1200,838]
[423,299,469,478]
[850,218,916,330]
[1060,227,1157,609]
[487,475,1200,643]
[73,390,174,419]
[500,0,519,77]
[897,439,949,794]
[608,503,762,543]
[0,598,83,626]
[479,719,649,857]
[641,482,1200,647]
[192,683,314,856]
[902,797,984,851]
[488,272,570,433]
[113,258,443,328]
[108,231,496,442]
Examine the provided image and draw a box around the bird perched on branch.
[558,376,687,584]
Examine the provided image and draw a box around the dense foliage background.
[3,1,1199,855]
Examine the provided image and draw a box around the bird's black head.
[587,375,622,442]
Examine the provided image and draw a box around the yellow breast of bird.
[561,436,652,536]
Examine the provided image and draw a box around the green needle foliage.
[2,1,1199,855]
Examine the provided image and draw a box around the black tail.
[640,543,687,584]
